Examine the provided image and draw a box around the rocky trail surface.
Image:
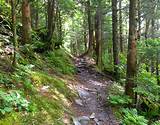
[72,57,119,125]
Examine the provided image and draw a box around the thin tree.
[112,0,119,80]
[87,0,94,55]
[11,0,17,67]
[47,0,56,43]
[137,0,141,40]
[119,0,123,52]
[95,1,102,69]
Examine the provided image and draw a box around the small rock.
[40,85,50,92]
[78,116,90,125]
[75,99,83,106]
[77,89,89,98]
[94,118,101,125]
[90,113,95,119]
[72,117,81,125]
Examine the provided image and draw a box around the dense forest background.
[0,0,160,125]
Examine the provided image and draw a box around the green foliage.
[0,1,11,16]
[108,83,132,106]
[0,90,30,116]
[46,50,75,75]
[0,73,13,88]
[152,121,160,125]
[121,108,148,125]
[109,95,132,105]
[134,71,160,117]
[0,112,22,125]
[103,48,113,71]
[12,64,34,90]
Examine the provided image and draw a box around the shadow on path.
[72,57,119,125]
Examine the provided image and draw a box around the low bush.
[120,108,148,125]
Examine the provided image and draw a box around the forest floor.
[71,57,119,125]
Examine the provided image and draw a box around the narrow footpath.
[72,57,119,125]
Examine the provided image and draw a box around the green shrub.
[121,108,148,125]
[152,121,160,125]
[0,73,13,88]
[0,90,30,116]
[109,95,132,106]
[134,71,160,118]
[45,50,75,75]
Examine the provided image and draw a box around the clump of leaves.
[109,95,132,106]
[0,73,13,88]
[11,64,35,91]
[135,71,160,118]
[120,108,148,125]
[152,120,160,125]
[46,50,75,75]
[0,90,30,116]
[108,82,132,106]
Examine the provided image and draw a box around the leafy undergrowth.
[0,49,76,125]
[108,72,160,125]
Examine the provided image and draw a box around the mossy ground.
[0,49,77,125]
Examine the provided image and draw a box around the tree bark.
[35,1,39,29]
[156,52,160,85]
[47,0,55,43]
[137,0,141,40]
[11,0,18,67]
[22,0,32,44]
[95,3,102,69]
[125,0,137,101]
[144,19,150,72]
[112,0,119,80]
[87,0,94,55]
[151,19,155,73]
[119,0,123,53]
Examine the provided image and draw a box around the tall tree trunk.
[144,19,150,40]
[112,0,119,80]
[156,52,160,85]
[87,0,94,55]
[119,0,123,53]
[11,0,17,67]
[84,28,87,52]
[125,0,137,101]
[47,0,55,43]
[95,3,102,69]
[55,7,62,49]
[144,19,150,72]
[151,19,155,73]
[137,0,141,40]
[22,0,32,44]
[35,0,39,29]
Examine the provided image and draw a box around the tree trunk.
[151,19,155,73]
[22,0,32,44]
[137,0,141,40]
[156,52,160,85]
[87,0,94,55]
[144,19,150,40]
[125,0,137,101]
[95,3,102,69]
[11,0,18,67]
[144,19,150,72]
[47,0,55,43]
[119,0,123,53]
[112,0,119,80]
[84,29,87,52]
[35,1,39,29]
